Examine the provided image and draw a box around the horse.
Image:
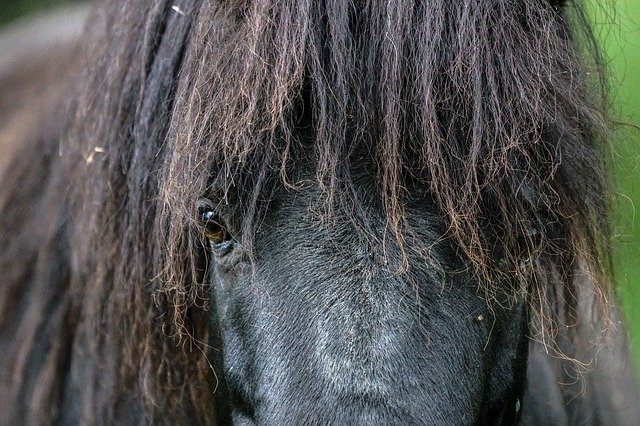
[0,0,638,424]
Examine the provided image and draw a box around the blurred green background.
[0,0,72,26]
[2,1,639,363]
[593,0,640,364]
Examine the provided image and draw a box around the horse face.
[202,158,528,424]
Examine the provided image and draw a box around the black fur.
[0,0,638,424]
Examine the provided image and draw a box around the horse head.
[0,0,638,424]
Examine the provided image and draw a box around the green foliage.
[593,0,640,364]
[0,0,71,26]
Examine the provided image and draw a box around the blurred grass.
[590,0,640,365]
[1,1,640,363]
[0,0,71,26]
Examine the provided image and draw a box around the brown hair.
[0,0,613,423]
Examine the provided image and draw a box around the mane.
[0,0,614,422]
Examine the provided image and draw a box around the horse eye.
[197,201,231,246]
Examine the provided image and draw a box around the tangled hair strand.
[0,0,615,422]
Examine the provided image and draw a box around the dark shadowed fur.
[0,0,638,424]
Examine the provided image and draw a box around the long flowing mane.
[0,0,621,423]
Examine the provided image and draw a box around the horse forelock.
[162,0,612,304]
[43,0,614,421]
